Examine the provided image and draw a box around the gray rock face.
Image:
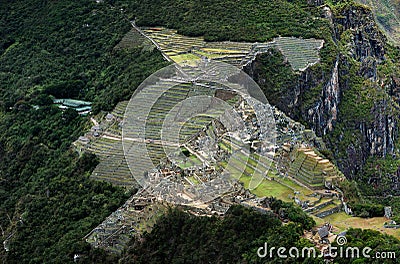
[308,59,340,136]
[334,6,386,62]
[247,4,400,192]
[332,6,398,184]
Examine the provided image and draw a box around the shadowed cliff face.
[246,4,400,193]
[357,0,400,45]
[330,5,397,179]
[308,59,339,136]
[334,5,386,61]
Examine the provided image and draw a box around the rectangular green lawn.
[240,176,294,202]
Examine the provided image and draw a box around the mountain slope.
[0,0,166,263]
[112,0,400,195]
[357,0,400,44]
[1,0,400,263]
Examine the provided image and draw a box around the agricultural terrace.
[114,28,153,51]
[73,101,138,187]
[85,190,168,255]
[140,27,324,71]
[81,24,396,254]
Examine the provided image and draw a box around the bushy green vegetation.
[333,228,400,264]
[366,195,400,222]
[0,0,127,110]
[357,0,400,44]
[358,157,400,195]
[349,203,385,217]
[338,178,400,219]
[269,197,316,230]
[120,205,320,264]
[0,106,130,263]
[91,47,168,112]
[249,49,297,106]
[0,0,167,114]
[2,0,400,262]
[114,0,331,42]
[0,0,166,263]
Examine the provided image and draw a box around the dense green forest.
[1,0,400,263]
[332,228,400,263]
[115,0,331,42]
[0,0,166,263]
[121,205,400,264]
[120,205,321,264]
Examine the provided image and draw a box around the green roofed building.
[53,98,92,115]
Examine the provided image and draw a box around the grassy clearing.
[230,158,254,176]
[189,155,202,164]
[277,178,314,202]
[237,165,314,204]
[179,154,202,169]
[280,177,310,192]
[253,152,274,166]
[218,141,232,153]
[323,212,400,239]
[235,152,258,168]
[170,53,200,63]
[224,163,245,179]
[244,178,294,202]
[179,162,194,169]
[187,176,201,185]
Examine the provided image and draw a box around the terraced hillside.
[122,78,221,178]
[285,147,340,189]
[81,16,386,256]
[73,101,138,187]
[86,137,135,187]
[85,190,168,255]
[140,27,253,67]
[114,28,153,50]
[140,27,324,71]
[274,37,324,71]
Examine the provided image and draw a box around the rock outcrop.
[247,3,400,193]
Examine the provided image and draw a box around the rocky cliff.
[329,4,398,178]
[246,3,400,194]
